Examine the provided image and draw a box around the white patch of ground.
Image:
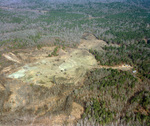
[8,69,26,78]
[2,52,21,64]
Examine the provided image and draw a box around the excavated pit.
[8,49,97,87]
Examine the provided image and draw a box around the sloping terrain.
[0,0,149,125]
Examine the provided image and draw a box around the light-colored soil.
[79,33,106,51]
[2,52,21,64]
[97,64,133,71]
[7,48,97,88]
[79,33,119,51]
[79,39,107,51]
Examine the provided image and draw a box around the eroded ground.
[8,49,97,87]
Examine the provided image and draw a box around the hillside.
[0,0,149,126]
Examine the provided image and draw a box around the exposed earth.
[0,34,133,126]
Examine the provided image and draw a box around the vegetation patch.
[89,42,150,80]
[48,46,59,57]
[73,68,149,125]
[83,99,115,125]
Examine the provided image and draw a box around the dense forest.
[0,0,150,125]
[74,68,150,125]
